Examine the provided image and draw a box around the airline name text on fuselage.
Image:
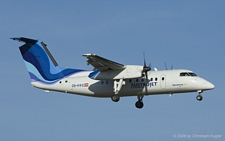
[131,82,157,88]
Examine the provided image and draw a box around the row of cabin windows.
[129,77,159,83]
[59,80,68,83]
[60,77,165,85]
[100,77,165,84]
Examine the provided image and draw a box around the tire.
[196,95,203,101]
[111,95,120,102]
[135,101,144,109]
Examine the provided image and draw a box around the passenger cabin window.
[180,72,198,77]
[162,77,164,81]
[155,78,158,81]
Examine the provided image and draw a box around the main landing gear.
[135,96,144,109]
[196,91,203,101]
[111,95,120,102]
[111,95,144,109]
[111,78,146,109]
[111,79,123,102]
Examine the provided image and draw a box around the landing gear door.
[160,75,166,89]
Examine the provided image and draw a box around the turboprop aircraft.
[12,37,215,109]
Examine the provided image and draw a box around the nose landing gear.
[196,95,203,101]
[196,91,203,101]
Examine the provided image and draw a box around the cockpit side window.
[180,72,189,76]
[180,72,198,77]
[188,72,198,76]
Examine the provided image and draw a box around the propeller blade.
[143,52,147,67]
[142,52,151,74]
[145,71,148,81]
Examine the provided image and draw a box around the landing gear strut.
[196,91,203,101]
[135,96,144,109]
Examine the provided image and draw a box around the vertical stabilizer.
[12,37,83,84]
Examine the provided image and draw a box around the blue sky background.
[1,0,224,140]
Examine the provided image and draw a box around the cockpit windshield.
[180,72,198,77]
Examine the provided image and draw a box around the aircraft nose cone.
[204,81,215,90]
[208,82,215,89]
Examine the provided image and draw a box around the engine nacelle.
[89,65,143,80]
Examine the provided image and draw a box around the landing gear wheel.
[135,101,144,109]
[196,95,203,101]
[111,95,120,102]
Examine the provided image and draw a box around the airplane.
[12,37,215,109]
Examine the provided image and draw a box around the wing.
[83,54,125,71]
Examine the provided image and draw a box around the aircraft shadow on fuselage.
[88,80,145,97]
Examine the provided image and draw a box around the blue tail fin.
[12,37,84,84]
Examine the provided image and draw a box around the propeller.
[143,52,151,76]
[142,52,151,94]
[143,53,151,74]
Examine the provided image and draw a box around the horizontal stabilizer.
[11,37,37,44]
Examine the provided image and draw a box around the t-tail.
[12,37,84,85]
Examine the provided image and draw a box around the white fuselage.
[31,69,214,98]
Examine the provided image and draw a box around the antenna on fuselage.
[164,62,168,70]
[165,61,174,70]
